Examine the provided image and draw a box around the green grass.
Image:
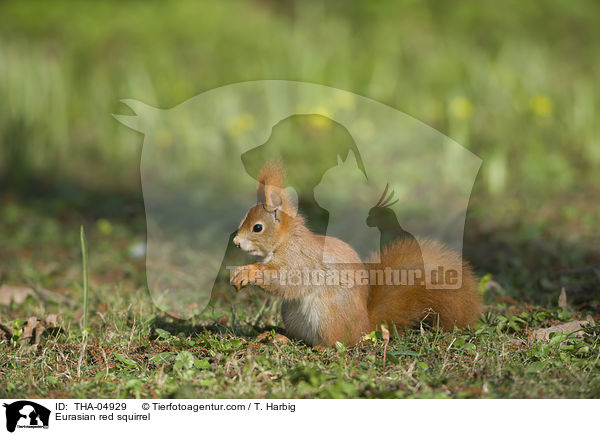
[80,225,89,335]
[1,0,600,215]
[0,204,598,399]
[1,0,599,398]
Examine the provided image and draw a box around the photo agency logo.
[114,80,481,319]
[3,401,50,432]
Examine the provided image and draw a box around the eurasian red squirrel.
[230,161,482,346]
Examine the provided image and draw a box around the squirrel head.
[233,161,300,261]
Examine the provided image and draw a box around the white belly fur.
[281,292,325,346]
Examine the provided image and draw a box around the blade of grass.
[80,225,89,334]
[78,225,89,377]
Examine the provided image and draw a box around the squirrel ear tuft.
[263,185,298,216]
[258,160,285,189]
[256,160,297,217]
[257,160,284,204]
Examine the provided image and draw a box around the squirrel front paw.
[230,263,261,291]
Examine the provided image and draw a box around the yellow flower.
[529,94,553,117]
[96,219,113,236]
[449,97,473,120]
[308,106,332,128]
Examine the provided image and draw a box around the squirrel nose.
[233,235,240,248]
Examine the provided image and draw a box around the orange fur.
[232,161,482,347]
[367,238,482,331]
[258,160,285,189]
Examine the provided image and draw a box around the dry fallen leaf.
[532,319,594,341]
[21,316,40,343]
[0,285,35,305]
[558,287,568,311]
[256,331,290,344]
[21,317,49,345]
[0,322,11,341]
[272,333,290,344]
[13,314,61,346]
[45,313,61,327]
[256,331,271,342]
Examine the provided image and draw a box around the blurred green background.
[1,0,598,304]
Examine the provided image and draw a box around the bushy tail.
[366,238,482,331]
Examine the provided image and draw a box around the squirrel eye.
[252,223,263,233]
